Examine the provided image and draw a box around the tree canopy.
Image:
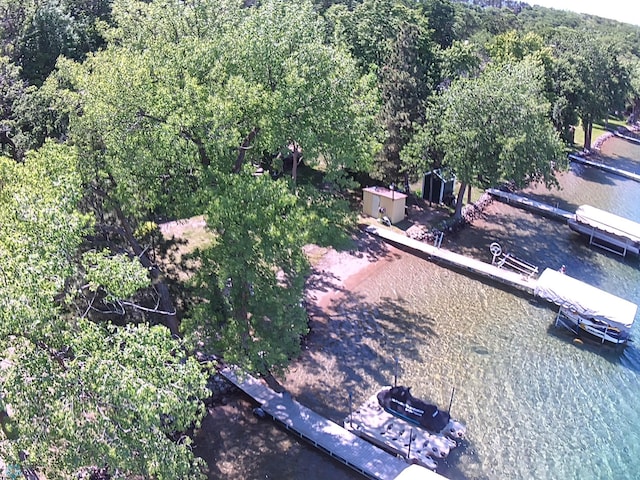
[413,60,566,217]
[2,0,640,477]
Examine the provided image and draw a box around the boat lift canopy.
[575,205,640,244]
[534,268,637,329]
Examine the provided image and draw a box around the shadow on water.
[438,438,487,480]
[569,160,620,187]
[593,151,640,175]
[543,323,640,374]
[296,289,436,421]
[446,199,637,288]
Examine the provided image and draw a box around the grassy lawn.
[573,116,627,149]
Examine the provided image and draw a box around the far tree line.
[1,0,639,478]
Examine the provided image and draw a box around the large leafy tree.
[375,21,436,188]
[186,173,312,375]
[0,142,209,479]
[64,0,377,369]
[428,60,566,218]
[0,0,112,85]
[421,0,456,49]
[550,29,631,150]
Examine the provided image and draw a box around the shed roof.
[363,186,408,200]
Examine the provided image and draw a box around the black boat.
[377,386,450,433]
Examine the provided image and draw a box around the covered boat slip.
[534,268,637,342]
[569,205,640,256]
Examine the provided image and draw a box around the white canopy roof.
[534,268,637,329]
[575,205,640,244]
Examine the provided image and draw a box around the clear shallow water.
[344,137,640,480]
[214,137,640,480]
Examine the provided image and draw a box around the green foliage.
[549,29,631,149]
[2,322,208,480]
[0,0,111,85]
[0,142,91,337]
[69,0,378,219]
[82,249,151,300]
[438,39,482,82]
[375,20,435,184]
[433,60,566,216]
[0,141,208,479]
[187,173,311,374]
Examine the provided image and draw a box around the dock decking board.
[219,367,447,480]
[486,188,573,222]
[569,154,640,183]
[366,225,536,295]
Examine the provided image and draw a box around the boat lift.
[489,242,539,278]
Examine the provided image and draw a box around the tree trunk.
[113,203,180,337]
[291,142,301,184]
[632,97,640,124]
[467,184,472,204]
[403,172,410,200]
[454,181,467,219]
[582,116,593,151]
[233,127,260,174]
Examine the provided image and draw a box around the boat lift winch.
[489,242,539,278]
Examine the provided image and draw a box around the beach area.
[193,180,567,479]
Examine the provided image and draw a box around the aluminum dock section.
[613,130,640,144]
[365,226,536,295]
[569,154,640,183]
[486,188,573,222]
[219,367,447,480]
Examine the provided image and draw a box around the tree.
[1,0,112,85]
[0,142,209,479]
[421,0,456,49]
[625,55,640,123]
[434,60,566,218]
[64,0,377,372]
[375,21,436,190]
[330,0,426,71]
[185,173,311,375]
[550,29,631,150]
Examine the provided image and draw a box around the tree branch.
[233,126,260,173]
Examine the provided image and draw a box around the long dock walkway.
[219,367,447,480]
[613,130,640,144]
[486,188,573,222]
[366,225,536,295]
[569,153,640,183]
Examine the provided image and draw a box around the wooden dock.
[613,130,640,144]
[366,226,537,295]
[569,153,640,183]
[486,188,573,222]
[219,367,448,480]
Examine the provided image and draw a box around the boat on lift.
[534,268,637,345]
[568,205,640,257]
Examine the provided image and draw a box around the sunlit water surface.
[215,137,640,480]
[351,137,640,480]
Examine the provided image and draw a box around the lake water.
[207,137,640,480]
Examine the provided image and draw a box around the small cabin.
[422,169,456,205]
[362,186,407,225]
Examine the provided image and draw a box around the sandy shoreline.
[198,130,629,478]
